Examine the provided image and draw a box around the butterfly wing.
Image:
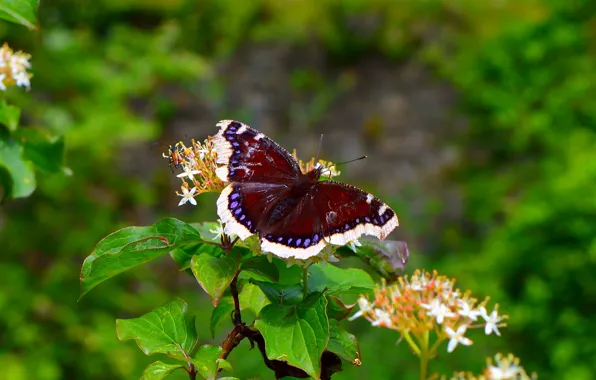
[212,120,301,183]
[260,181,399,259]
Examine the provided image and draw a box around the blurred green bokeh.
[1,0,595,379]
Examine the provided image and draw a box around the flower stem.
[302,266,309,299]
[419,354,428,380]
[419,330,430,380]
[401,330,421,356]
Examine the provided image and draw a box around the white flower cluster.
[449,353,537,380]
[0,43,31,91]
[349,270,508,353]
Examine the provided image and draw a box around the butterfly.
[212,120,398,259]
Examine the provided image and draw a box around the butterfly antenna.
[321,155,367,179]
[335,156,367,166]
[315,134,324,163]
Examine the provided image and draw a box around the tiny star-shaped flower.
[445,325,472,353]
[349,297,373,321]
[177,165,201,180]
[421,299,456,324]
[371,308,393,327]
[481,306,505,336]
[347,239,362,253]
[487,363,522,380]
[457,299,481,321]
[178,186,197,206]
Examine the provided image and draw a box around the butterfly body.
[213,120,398,259]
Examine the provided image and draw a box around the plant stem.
[419,330,430,380]
[302,266,309,299]
[229,272,242,325]
[419,354,428,380]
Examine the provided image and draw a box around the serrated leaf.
[0,0,38,29]
[14,128,65,173]
[191,253,238,307]
[0,99,20,132]
[141,361,184,380]
[191,345,222,380]
[116,298,198,361]
[0,138,35,200]
[80,218,202,298]
[241,256,279,282]
[308,264,375,296]
[210,282,270,337]
[250,279,303,305]
[326,295,355,320]
[255,293,329,379]
[338,239,409,281]
[327,320,360,365]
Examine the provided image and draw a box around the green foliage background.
[1,0,594,379]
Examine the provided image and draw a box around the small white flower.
[349,297,373,321]
[481,307,504,336]
[208,220,224,241]
[347,239,362,253]
[421,299,456,324]
[318,246,339,266]
[445,325,472,353]
[0,73,6,91]
[410,277,428,291]
[457,300,481,321]
[198,147,209,160]
[487,363,522,380]
[177,165,201,180]
[371,308,392,327]
[14,71,30,89]
[177,186,197,206]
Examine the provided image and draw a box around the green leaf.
[255,293,329,379]
[170,244,223,271]
[14,128,66,173]
[209,297,234,338]
[0,138,35,200]
[326,295,355,320]
[141,361,184,380]
[116,298,198,361]
[241,256,279,282]
[308,264,375,296]
[239,282,270,317]
[250,279,303,305]
[338,239,409,281]
[275,260,304,284]
[0,99,20,132]
[191,252,238,306]
[217,358,233,372]
[326,320,361,365]
[0,0,38,29]
[80,218,202,298]
[210,282,270,337]
[191,345,222,380]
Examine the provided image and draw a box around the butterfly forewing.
[212,120,301,183]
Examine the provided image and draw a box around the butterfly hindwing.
[260,181,398,258]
